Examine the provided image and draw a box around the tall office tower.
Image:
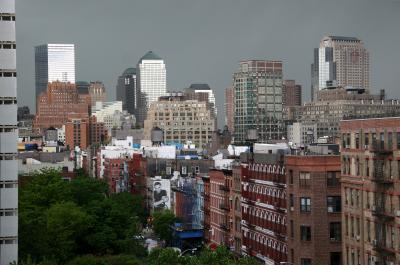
[225,87,234,133]
[0,1,18,264]
[136,51,166,125]
[233,60,284,144]
[282,80,301,107]
[35,43,75,98]
[311,36,369,100]
[116,68,137,116]
[340,117,400,265]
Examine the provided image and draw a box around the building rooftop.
[327,36,360,42]
[139,51,162,62]
[123,67,136,76]
[189,83,211,90]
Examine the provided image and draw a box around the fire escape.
[370,141,395,262]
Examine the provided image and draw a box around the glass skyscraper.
[136,51,166,125]
[233,60,284,144]
[0,0,18,264]
[35,43,75,98]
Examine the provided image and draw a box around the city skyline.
[15,0,400,127]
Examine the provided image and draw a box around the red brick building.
[103,157,125,193]
[241,156,288,264]
[127,154,146,197]
[203,175,211,242]
[340,117,400,265]
[34,82,90,131]
[285,155,342,265]
[65,116,107,150]
[208,168,232,246]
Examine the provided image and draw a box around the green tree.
[45,202,90,262]
[152,210,178,245]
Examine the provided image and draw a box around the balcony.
[372,240,396,256]
[219,223,230,231]
[370,142,393,154]
[219,203,230,211]
[371,206,395,222]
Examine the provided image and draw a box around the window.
[290,220,294,238]
[301,258,312,265]
[299,172,311,186]
[327,171,340,186]
[300,197,311,212]
[388,132,393,149]
[289,169,293,184]
[300,225,311,241]
[355,133,360,149]
[364,133,369,148]
[290,194,294,207]
[330,222,341,242]
[327,196,341,212]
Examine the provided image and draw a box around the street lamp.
[178,247,197,257]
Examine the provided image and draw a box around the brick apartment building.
[283,80,302,107]
[285,154,342,265]
[207,168,232,246]
[241,154,288,265]
[65,116,107,150]
[34,81,90,131]
[341,117,400,265]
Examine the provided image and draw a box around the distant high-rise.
[0,1,18,264]
[233,60,284,144]
[35,44,75,98]
[282,80,301,107]
[225,87,234,133]
[88,81,106,107]
[136,51,166,125]
[116,68,137,116]
[311,36,369,100]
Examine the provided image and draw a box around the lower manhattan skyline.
[16,0,400,125]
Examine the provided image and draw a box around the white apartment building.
[287,122,318,147]
[0,0,18,264]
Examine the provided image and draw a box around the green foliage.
[146,246,260,265]
[151,210,178,245]
[19,169,146,264]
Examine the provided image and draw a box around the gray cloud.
[16,0,400,127]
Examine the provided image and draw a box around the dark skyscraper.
[116,68,137,117]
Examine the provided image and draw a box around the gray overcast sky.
[16,0,400,127]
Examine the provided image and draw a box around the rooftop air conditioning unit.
[290,207,294,211]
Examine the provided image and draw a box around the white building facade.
[34,43,75,98]
[287,122,318,147]
[0,0,18,263]
[91,101,123,130]
[136,51,167,124]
